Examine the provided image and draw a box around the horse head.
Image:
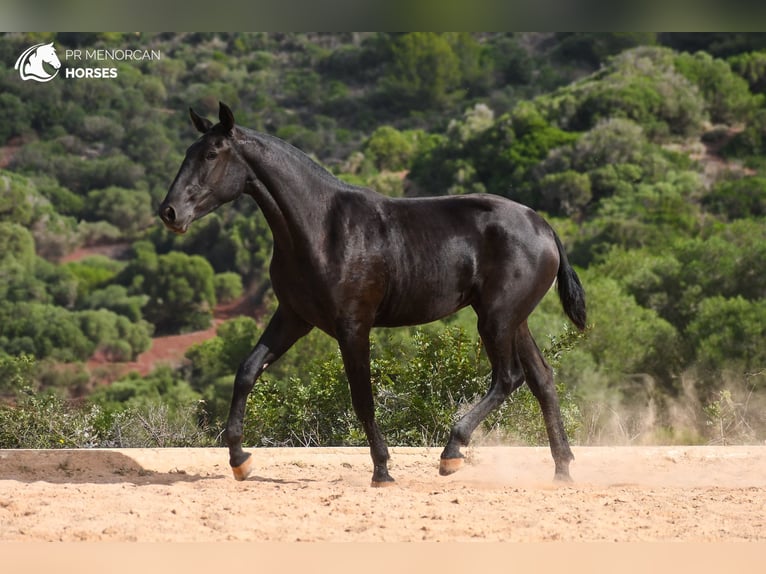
[159,102,251,234]
[15,42,60,82]
[36,43,61,70]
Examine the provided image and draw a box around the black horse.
[159,102,586,486]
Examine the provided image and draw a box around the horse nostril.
[162,205,176,223]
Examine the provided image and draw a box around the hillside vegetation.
[1,32,765,448]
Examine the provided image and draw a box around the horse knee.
[232,366,255,396]
[234,350,269,391]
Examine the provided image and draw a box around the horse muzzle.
[158,202,188,234]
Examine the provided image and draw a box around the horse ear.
[219,101,235,133]
[189,107,213,134]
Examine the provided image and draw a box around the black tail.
[553,232,587,331]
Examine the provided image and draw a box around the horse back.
[372,193,559,326]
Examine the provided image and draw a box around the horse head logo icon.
[14,42,61,82]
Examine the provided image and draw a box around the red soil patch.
[87,293,265,383]
[58,242,131,264]
[59,240,264,383]
[0,137,22,169]
[87,323,221,380]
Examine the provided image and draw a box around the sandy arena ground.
[1,445,765,543]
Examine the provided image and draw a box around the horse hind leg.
[439,314,525,475]
[516,323,575,482]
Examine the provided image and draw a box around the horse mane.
[238,126,362,194]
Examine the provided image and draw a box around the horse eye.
[205,151,218,160]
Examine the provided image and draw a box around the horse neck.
[237,130,341,252]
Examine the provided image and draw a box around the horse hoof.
[231,455,253,481]
[439,457,464,476]
[371,478,396,488]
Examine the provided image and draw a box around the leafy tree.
[485,34,535,85]
[77,308,153,361]
[64,255,122,300]
[674,220,766,304]
[30,257,78,308]
[382,33,462,110]
[659,33,766,59]
[542,46,707,138]
[0,302,93,362]
[686,296,766,372]
[721,107,766,160]
[572,172,702,264]
[14,144,146,195]
[0,171,36,226]
[729,50,766,94]
[142,252,215,334]
[539,170,592,216]
[0,93,30,142]
[122,119,180,192]
[446,103,495,143]
[0,222,36,266]
[408,101,578,204]
[77,115,125,147]
[448,32,493,96]
[33,176,84,217]
[214,272,244,304]
[674,50,756,124]
[364,126,416,171]
[577,274,682,391]
[594,247,688,329]
[702,176,766,219]
[84,186,154,236]
[551,33,658,68]
[152,210,273,281]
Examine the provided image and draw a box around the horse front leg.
[336,320,393,487]
[225,306,311,480]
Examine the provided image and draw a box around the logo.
[14,42,61,82]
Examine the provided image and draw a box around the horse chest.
[270,251,367,334]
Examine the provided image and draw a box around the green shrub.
[686,296,766,371]
[674,50,756,124]
[242,325,583,448]
[0,353,35,397]
[364,126,417,171]
[213,272,244,304]
[106,403,215,448]
[703,176,766,220]
[0,389,111,448]
[120,243,216,334]
[0,386,213,449]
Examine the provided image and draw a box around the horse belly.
[374,296,470,327]
[374,256,476,327]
